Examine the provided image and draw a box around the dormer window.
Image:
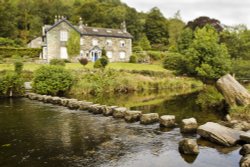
[106,39,112,46]
[120,40,125,47]
[60,31,68,41]
[92,39,98,46]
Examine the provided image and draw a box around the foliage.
[99,57,109,68]
[138,34,151,50]
[78,57,88,66]
[185,25,231,80]
[14,60,23,74]
[67,30,80,57]
[0,71,24,97]
[168,17,185,49]
[129,55,137,63]
[49,58,66,66]
[0,47,41,59]
[186,16,223,32]
[32,65,73,96]
[163,52,187,74]
[0,38,19,47]
[93,59,103,69]
[147,51,166,61]
[196,85,225,111]
[232,60,250,79]
[177,28,194,54]
[132,46,143,53]
[144,7,169,46]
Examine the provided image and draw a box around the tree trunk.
[216,74,250,107]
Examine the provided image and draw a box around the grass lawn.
[0,62,166,72]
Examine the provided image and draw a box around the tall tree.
[144,7,169,46]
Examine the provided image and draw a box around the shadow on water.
[0,90,240,167]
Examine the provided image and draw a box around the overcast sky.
[121,0,250,28]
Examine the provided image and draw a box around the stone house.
[27,37,42,48]
[42,16,133,62]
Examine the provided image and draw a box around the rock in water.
[140,113,159,125]
[216,74,250,106]
[113,107,127,118]
[241,132,250,144]
[240,144,250,156]
[124,110,142,122]
[197,122,242,146]
[240,154,250,167]
[159,115,176,128]
[180,118,198,133]
[178,139,199,155]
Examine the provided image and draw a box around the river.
[0,91,241,167]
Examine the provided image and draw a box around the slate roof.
[45,18,133,39]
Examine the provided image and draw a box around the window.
[120,40,125,47]
[93,28,98,32]
[92,39,98,46]
[80,38,84,45]
[106,39,112,46]
[80,50,84,57]
[60,31,68,41]
[119,51,126,59]
[107,51,113,59]
[106,30,112,33]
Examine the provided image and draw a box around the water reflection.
[0,97,240,167]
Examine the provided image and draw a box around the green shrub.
[32,65,74,96]
[133,46,143,53]
[50,59,66,66]
[196,86,225,111]
[14,61,23,74]
[147,51,166,61]
[94,59,103,68]
[99,57,109,68]
[0,72,25,97]
[163,52,187,74]
[129,55,137,63]
[0,47,41,58]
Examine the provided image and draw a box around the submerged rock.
[197,122,242,146]
[140,113,159,125]
[180,118,198,133]
[179,138,199,155]
[124,110,142,122]
[113,107,127,118]
[159,115,176,128]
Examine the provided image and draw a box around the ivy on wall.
[67,30,80,58]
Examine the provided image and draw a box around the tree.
[186,16,223,32]
[138,34,151,50]
[67,30,80,57]
[144,7,169,46]
[176,28,193,54]
[185,25,231,80]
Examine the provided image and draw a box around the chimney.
[121,21,127,33]
[79,17,83,29]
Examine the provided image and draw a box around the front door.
[60,47,68,59]
[94,52,98,61]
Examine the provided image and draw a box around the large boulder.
[113,107,127,118]
[216,74,250,106]
[179,139,199,155]
[50,96,61,105]
[241,132,250,144]
[88,104,101,113]
[240,154,250,167]
[103,106,118,116]
[180,118,198,133]
[197,122,242,146]
[240,144,250,156]
[124,110,142,122]
[79,102,93,110]
[67,99,80,110]
[140,113,159,125]
[159,115,176,128]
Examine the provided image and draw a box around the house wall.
[45,21,132,62]
[27,37,42,48]
[80,36,132,62]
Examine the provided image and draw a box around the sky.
[121,0,250,28]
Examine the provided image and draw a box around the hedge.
[0,47,42,58]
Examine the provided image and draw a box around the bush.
[14,61,23,74]
[0,47,41,58]
[78,57,88,66]
[163,52,187,74]
[129,55,137,63]
[133,46,143,53]
[94,59,103,68]
[147,51,165,61]
[50,59,66,66]
[196,86,225,111]
[0,72,25,97]
[32,65,74,96]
